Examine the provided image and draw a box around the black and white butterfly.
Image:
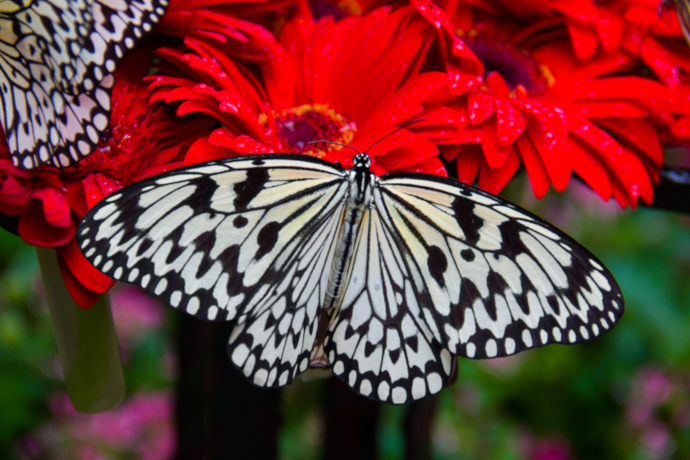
[77,151,624,404]
[0,0,168,169]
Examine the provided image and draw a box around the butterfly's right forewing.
[78,156,347,324]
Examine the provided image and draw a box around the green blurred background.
[1,180,689,460]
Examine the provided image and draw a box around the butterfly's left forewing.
[78,156,347,319]
[79,155,349,386]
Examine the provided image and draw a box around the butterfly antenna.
[306,140,361,155]
[363,119,426,156]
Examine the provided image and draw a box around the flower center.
[261,104,356,156]
[463,34,551,96]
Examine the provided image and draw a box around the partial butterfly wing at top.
[0,0,168,169]
[76,153,624,404]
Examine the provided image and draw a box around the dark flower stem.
[175,313,281,460]
[36,247,125,413]
[647,167,690,214]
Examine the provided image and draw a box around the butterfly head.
[352,152,371,171]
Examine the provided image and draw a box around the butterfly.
[0,0,168,169]
[76,150,624,404]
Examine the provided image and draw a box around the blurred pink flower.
[21,392,176,460]
[637,368,674,406]
[109,285,167,347]
[641,421,673,459]
[521,435,573,460]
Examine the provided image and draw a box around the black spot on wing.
[233,216,248,228]
[427,245,448,287]
[546,295,561,315]
[256,221,281,260]
[218,244,244,295]
[484,296,498,322]
[193,230,218,277]
[405,335,418,352]
[460,249,474,262]
[136,238,153,257]
[164,225,187,265]
[452,197,481,246]
[497,218,528,256]
[487,269,509,295]
[234,168,269,211]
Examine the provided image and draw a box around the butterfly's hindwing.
[77,156,347,323]
[227,199,343,388]
[377,175,624,361]
[0,0,167,168]
[324,202,454,405]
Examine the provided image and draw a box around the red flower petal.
[455,143,482,185]
[672,116,690,139]
[641,35,680,86]
[56,250,101,309]
[567,20,599,61]
[486,72,510,99]
[82,174,121,210]
[565,138,612,201]
[374,137,438,170]
[595,7,624,52]
[448,73,484,96]
[610,176,631,208]
[478,147,520,194]
[572,101,648,118]
[494,98,526,145]
[364,72,454,128]
[210,130,273,154]
[30,183,72,228]
[563,77,672,101]
[412,0,483,74]
[516,134,551,198]
[63,181,88,218]
[527,121,571,192]
[468,92,495,125]
[440,145,460,161]
[0,174,30,215]
[624,4,661,28]
[593,117,663,168]
[185,136,236,165]
[399,156,447,176]
[481,119,512,168]
[57,238,116,295]
[17,201,75,247]
[620,146,654,206]
[568,114,653,206]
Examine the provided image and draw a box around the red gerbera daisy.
[148,4,481,176]
[437,1,671,208]
[0,51,215,308]
[156,0,285,60]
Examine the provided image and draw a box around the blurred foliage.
[0,231,175,459]
[1,180,689,459]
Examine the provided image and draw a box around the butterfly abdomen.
[324,167,374,311]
